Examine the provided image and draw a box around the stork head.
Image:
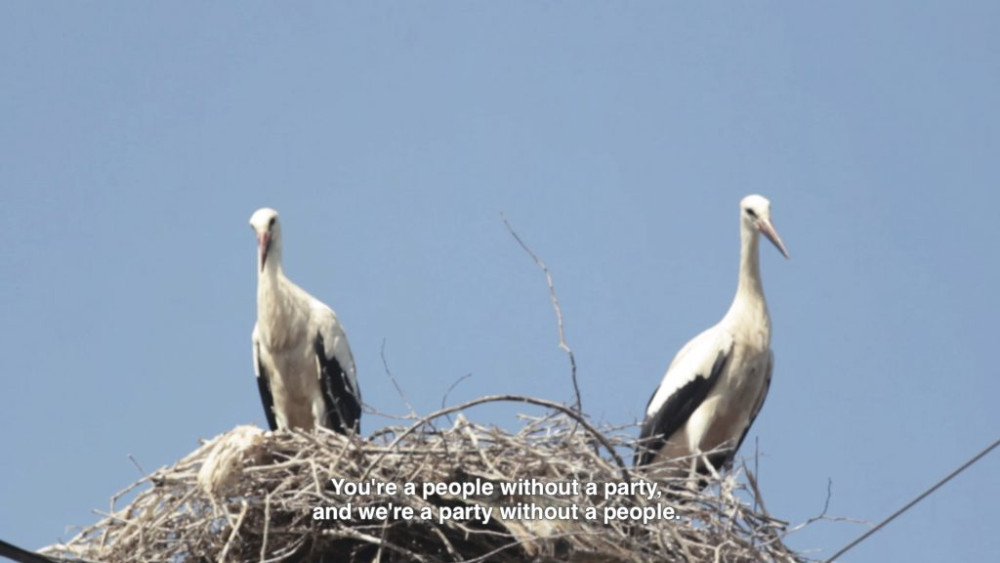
[249,207,282,271]
[740,195,789,259]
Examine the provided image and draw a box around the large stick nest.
[44,396,803,562]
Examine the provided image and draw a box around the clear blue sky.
[2,3,998,561]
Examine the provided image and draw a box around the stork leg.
[700,452,723,481]
[688,454,699,481]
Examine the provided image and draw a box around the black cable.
[825,436,1000,562]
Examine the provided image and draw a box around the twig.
[743,465,772,522]
[260,492,271,562]
[753,436,760,514]
[501,213,582,415]
[325,528,430,563]
[441,373,472,424]
[381,339,416,418]
[777,479,833,541]
[127,455,146,476]
[219,500,248,562]
[442,373,472,412]
[361,394,631,483]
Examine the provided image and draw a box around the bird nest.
[43,396,803,562]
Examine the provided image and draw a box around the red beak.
[758,219,790,259]
[258,231,271,270]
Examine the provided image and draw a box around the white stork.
[249,207,361,434]
[636,194,789,479]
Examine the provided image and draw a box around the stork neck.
[256,261,291,347]
[738,228,764,295]
[726,224,768,323]
[256,252,288,314]
[257,260,284,293]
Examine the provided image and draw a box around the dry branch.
[501,214,582,415]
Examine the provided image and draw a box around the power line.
[825,435,1000,562]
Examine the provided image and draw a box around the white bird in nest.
[249,207,361,434]
[636,194,789,481]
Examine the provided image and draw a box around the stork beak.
[758,219,790,259]
[258,231,271,270]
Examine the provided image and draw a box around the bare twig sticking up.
[361,393,631,484]
[441,373,473,425]
[380,339,417,419]
[501,214,582,415]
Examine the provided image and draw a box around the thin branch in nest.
[218,500,248,562]
[361,393,631,484]
[128,454,146,476]
[326,526,432,562]
[753,436,760,514]
[380,338,417,419]
[501,213,582,415]
[441,372,473,424]
[260,492,271,562]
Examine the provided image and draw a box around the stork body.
[636,195,788,478]
[250,208,361,434]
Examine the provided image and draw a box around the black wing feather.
[254,341,278,431]
[314,334,361,434]
[635,348,731,466]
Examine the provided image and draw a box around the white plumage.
[636,195,789,479]
[249,208,361,433]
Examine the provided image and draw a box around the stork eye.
[745,208,758,218]
[268,217,276,228]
